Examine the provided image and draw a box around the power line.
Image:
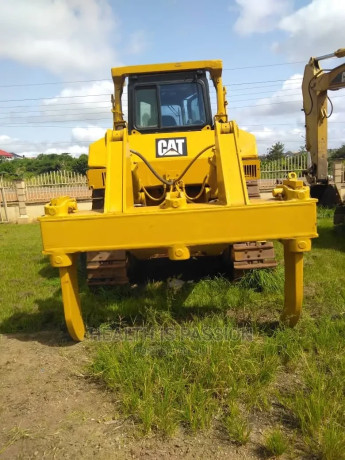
[0,79,111,89]
[225,77,302,87]
[256,138,345,143]
[0,89,306,117]
[0,93,111,103]
[0,78,304,105]
[0,110,112,121]
[0,87,305,115]
[0,60,306,89]
[0,106,112,116]
[244,121,344,127]
[229,92,345,110]
[3,136,345,150]
[2,116,345,129]
[223,60,305,70]
[0,117,110,126]
[3,92,344,123]
[0,82,298,110]
[1,124,107,129]
[0,140,92,147]
[0,100,111,110]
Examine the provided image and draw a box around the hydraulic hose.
[180,174,209,202]
[130,144,215,186]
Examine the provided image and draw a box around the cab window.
[134,81,206,129]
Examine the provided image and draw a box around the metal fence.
[0,177,17,202]
[25,171,91,202]
[0,155,309,206]
[0,171,91,204]
[261,156,308,179]
[259,154,307,186]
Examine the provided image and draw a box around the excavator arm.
[302,48,345,184]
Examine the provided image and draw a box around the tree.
[266,142,285,161]
[298,145,307,155]
[0,152,89,179]
[330,144,345,160]
[72,154,88,175]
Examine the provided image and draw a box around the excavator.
[302,48,345,223]
[39,60,317,341]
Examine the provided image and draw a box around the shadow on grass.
[234,318,281,336]
[0,288,70,346]
[313,221,345,251]
[38,261,60,279]
[1,254,284,345]
[0,255,233,344]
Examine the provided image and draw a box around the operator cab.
[127,70,213,134]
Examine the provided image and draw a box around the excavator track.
[231,241,277,271]
[246,180,260,198]
[86,189,129,286]
[86,250,129,286]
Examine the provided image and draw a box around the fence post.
[333,160,343,185]
[333,160,344,201]
[15,179,28,223]
[0,187,9,222]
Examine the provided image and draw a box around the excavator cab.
[127,70,213,134]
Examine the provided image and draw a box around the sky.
[0,0,345,157]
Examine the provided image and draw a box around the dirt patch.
[1,332,268,459]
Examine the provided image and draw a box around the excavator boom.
[302,48,345,184]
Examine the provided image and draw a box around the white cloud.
[233,0,292,35]
[245,73,303,117]
[126,30,149,55]
[41,80,129,123]
[230,0,345,152]
[0,134,89,157]
[72,125,106,142]
[275,0,345,59]
[41,80,114,123]
[44,145,88,156]
[233,0,345,60]
[0,0,120,77]
[231,73,345,153]
[0,81,116,127]
[0,134,12,143]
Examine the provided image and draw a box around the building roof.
[0,149,13,158]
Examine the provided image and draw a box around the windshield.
[135,82,206,129]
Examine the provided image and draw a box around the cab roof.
[111,60,223,81]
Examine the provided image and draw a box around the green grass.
[1,211,345,458]
[0,224,65,333]
[263,427,289,457]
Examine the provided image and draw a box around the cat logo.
[156,137,187,158]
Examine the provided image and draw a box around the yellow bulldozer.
[39,60,317,341]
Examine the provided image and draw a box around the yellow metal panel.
[129,129,215,161]
[88,136,107,168]
[237,129,258,158]
[214,121,249,205]
[87,168,106,189]
[39,200,317,255]
[128,129,215,188]
[104,130,124,213]
[281,244,304,326]
[59,255,85,341]
[111,60,223,79]
[123,139,134,210]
